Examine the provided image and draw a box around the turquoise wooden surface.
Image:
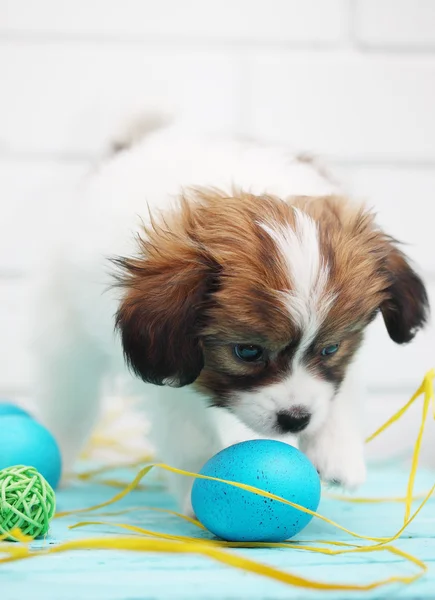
[1,464,434,600]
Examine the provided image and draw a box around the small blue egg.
[0,402,31,418]
[191,439,320,542]
[0,415,62,488]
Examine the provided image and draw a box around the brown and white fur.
[33,121,429,514]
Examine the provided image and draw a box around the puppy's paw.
[299,431,366,491]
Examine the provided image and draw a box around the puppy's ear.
[380,244,429,344]
[113,218,220,387]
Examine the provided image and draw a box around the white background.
[1,0,434,462]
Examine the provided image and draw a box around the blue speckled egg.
[191,439,320,542]
[0,415,62,488]
[0,402,31,418]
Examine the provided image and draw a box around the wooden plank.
[1,464,434,599]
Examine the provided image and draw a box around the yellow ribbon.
[1,369,434,593]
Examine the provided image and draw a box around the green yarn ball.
[0,465,56,541]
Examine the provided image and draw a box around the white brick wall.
[3,0,346,43]
[1,0,434,460]
[354,0,435,49]
[247,54,435,161]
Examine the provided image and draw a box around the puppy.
[33,121,428,514]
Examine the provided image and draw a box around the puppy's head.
[114,190,429,436]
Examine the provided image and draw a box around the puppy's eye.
[321,344,340,357]
[234,344,264,363]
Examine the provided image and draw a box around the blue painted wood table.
[1,463,434,600]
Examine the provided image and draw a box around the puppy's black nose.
[276,410,311,433]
